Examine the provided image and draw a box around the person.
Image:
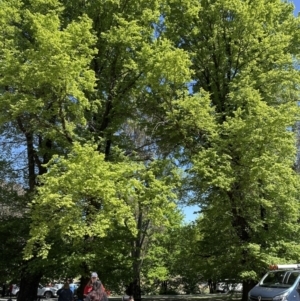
[83,280,92,297]
[8,283,13,299]
[123,282,135,301]
[2,283,6,298]
[85,274,108,301]
[122,293,133,301]
[69,279,76,294]
[57,282,74,301]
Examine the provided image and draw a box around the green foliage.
[0,0,191,295]
[0,0,96,144]
[1,0,300,298]
[158,0,300,291]
[25,142,181,259]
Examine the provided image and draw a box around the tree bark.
[15,122,54,301]
[130,209,148,301]
[242,280,256,301]
[17,268,42,301]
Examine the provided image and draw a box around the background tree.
[0,0,96,299]
[25,143,183,298]
[154,1,300,300]
[0,0,192,297]
[2,1,300,300]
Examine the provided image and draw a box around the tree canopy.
[0,0,300,301]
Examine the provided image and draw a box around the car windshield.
[260,271,300,288]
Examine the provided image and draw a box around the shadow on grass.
[109,293,242,301]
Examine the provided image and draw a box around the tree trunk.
[132,251,142,301]
[76,276,90,301]
[131,208,148,301]
[131,279,141,301]
[17,267,42,301]
[242,280,256,301]
[161,281,168,294]
[15,123,45,301]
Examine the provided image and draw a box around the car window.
[260,271,300,288]
[286,272,300,285]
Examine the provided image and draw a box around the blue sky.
[293,0,300,15]
[182,0,300,223]
[183,205,199,223]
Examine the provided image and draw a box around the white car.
[53,283,64,290]
[11,285,19,296]
[13,284,58,299]
[38,284,58,298]
[216,281,242,293]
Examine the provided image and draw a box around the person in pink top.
[84,273,108,301]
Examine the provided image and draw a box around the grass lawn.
[109,293,242,301]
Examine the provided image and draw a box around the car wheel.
[44,291,52,299]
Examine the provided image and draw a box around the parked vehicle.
[216,280,242,293]
[54,283,64,290]
[38,284,58,299]
[11,285,19,296]
[248,264,300,301]
[13,284,58,299]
